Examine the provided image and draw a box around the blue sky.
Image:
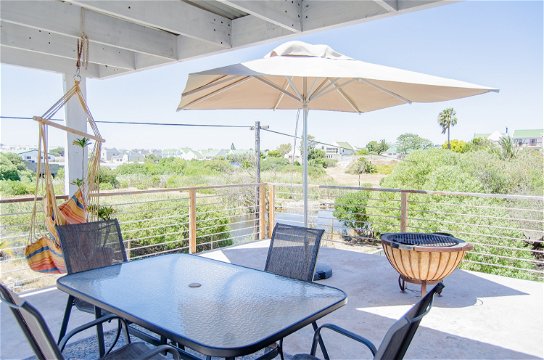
[1,1,542,150]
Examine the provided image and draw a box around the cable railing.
[0,184,262,292]
[271,183,543,281]
[1,182,542,292]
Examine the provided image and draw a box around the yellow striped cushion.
[24,236,66,273]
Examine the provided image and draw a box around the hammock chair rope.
[25,34,104,273]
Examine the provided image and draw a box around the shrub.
[118,199,231,257]
[375,163,396,175]
[442,139,469,153]
[0,180,34,195]
[333,190,372,236]
[98,167,119,189]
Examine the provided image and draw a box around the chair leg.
[279,338,285,360]
[312,321,329,360]
[122,319,131,344]
[58,295,75,344]
[94,307,106,357]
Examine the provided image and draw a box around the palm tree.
[72,137,92,188]
[498,135,518,160]
[437,108,458,149]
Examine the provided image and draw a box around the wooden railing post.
[126,240,131,260]
[400,192,409,232]
[189,188,197,254]
[268,184,275,238]
[259,183,266,239]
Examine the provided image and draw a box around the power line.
[2,115,401,160]
[262,128,355,152]
[0,116,251,128]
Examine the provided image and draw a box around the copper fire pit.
[381,232,473,295]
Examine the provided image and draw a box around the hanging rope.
[289,109,301,198]
[25,32,104,274]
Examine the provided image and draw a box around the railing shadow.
[215,245,530,309]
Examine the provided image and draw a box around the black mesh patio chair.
[0,283,180,360]
[265,223,324,282]
[263,223,325,360]
[292,283,445,360]
[56,219,128,348]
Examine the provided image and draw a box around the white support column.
[63,74,88,196]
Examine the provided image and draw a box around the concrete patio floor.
[1,241,542,359]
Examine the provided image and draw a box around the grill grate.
[382,233,460,247]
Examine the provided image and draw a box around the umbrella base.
[313,263,333,281]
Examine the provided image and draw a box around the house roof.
[512,129,543,138]
[335,141,353,150]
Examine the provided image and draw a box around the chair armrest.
[310,323,377,358]
[139,344,181,360]
[58,314,128,350]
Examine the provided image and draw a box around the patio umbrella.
[177,41,498,226]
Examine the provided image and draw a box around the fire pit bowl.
[381,232,473,295]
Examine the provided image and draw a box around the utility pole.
[251,121,268,239]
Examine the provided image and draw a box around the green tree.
[366,140,380,154]
[308,148,328,168]
[49,147,65,157]
[396,133,433,155]
[367,139,389,155]
[266,150,282,158]
[378,139,389,154]
[277,143,292,157]
[347,157,377,186]
[299,135,317,159]
[0,153,32,181]
[437,107,458,150]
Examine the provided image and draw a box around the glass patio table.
[57,253,347,358]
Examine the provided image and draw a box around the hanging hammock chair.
[25,80,104,274]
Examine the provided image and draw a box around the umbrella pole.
[303,102,309,227]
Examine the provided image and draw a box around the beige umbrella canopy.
[178,41,498,225]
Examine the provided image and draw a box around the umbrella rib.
[308,78,332,102]
[310,79,356,102]
[287,77,303,101]
[273,80,290,110]
[182,76,251,108]
[181,75,232,97]
[359,79,413,104]
[329,79,361,113]
[254,76,302,102]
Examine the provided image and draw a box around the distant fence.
[1,183,542,292]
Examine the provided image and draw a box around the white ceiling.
[0,0,446,79]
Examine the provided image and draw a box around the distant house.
[336,142,355,156]
[512,129,543,148]
[18,149,54,163]
[179,148,203,160]
[123,150,145,163]
[101,148,121,162]
[473,131,505,143]
[385,145,401,159]
[318,141,354,159]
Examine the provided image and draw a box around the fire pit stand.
[380,232,473,295]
